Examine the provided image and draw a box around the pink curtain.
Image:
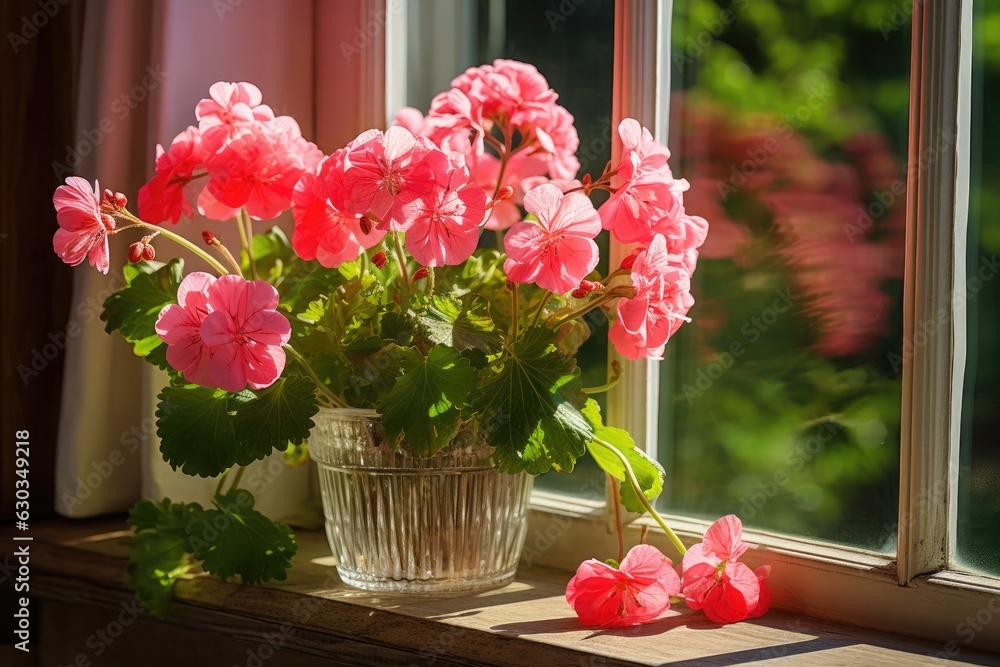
[56,0,384,518]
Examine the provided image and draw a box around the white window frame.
[372,0,999,650]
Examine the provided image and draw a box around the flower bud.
[202,230,216,245]
[619,250,641,270]
[114,192,128,209]
[359,215,374,235]
[571,280,602,299]
[412,267,428,281]
[581,173,592,188]
[495,185,514,202]
[128,242,144,264]
[100,213,116,232]
[371,251,388,269]
[141,244,156,261]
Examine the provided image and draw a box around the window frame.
[378,0,1000,650]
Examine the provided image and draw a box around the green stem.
[392,233,411,296]
[508,282,519,341]
[428,267,436,295]
[229,466,246,491]
[591,437,687,558]
[529,292,553,328]
[238,208,259,280]
[284,344,348,408]
[611,477,625,563]
[548,287,635,329]
[491,124,514,199]
[117,212,229,275]
[214,468,230,496]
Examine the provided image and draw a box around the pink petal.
[522,183,562,226]
[702,578,753,624]
[723,561,760,611]
[702,515,749,562]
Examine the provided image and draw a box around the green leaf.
[473,327,592,474]
[231,375,319,458]
[101,259,183,366]
[127,498,203,615]
[377,346,478,456]
[158,377,319,478]
[188,489,297,584]
[157,385,242,477]
[418,294,503,354]
[582,400,665,513]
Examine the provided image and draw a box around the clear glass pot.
[309,408,533,592]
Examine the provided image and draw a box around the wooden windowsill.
[5,518,1000,666]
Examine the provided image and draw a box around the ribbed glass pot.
[309,408,533,592]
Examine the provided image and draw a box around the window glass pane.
[957,0,1000,578]
[404,0,613,498]
[658,0,909,550]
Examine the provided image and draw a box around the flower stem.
[611,477,625,563]
[392,233,411,296]
[529,292,553,328]
[591,437,687,558]
[229,466,246,491]
[117,211,229,275]
[284,344,348,408]
[214,468,230,496]
[508,282,519,340]
[238,208,259,280]
[547,287,636,329]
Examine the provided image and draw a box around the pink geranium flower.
[680,515,772,624]
[154,272,217,386]
[503,184,601,294]
[566,544,681,628]
[52,177,112,274]
[343,126,436,230]
[196,81,275,154]
[205,123,307,221]
[292,152,386,267]
[609,234,694,360]
[600,119,692,245]
[199,276,291,392]
[138,126,205,225]
[397,151,487,267]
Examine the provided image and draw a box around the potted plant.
[53,63,767,624]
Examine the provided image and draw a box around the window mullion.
[898,0,971,584]
[607,0,672,461]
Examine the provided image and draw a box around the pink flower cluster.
[393,59,580,231]
[565,515,770,627]
[155,273,291,392]
[138,82,322,224]
[291,127,489,268]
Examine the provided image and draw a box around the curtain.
[54,0,385,519]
